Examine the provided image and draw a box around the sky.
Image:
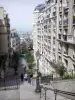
[0,0,45,32]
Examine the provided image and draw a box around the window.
[73,64,75,71]
[74,0,75,4]
[74,28,75,36]
[64,59,68,67]
[48,36,51,39]
[56,0,57,3]
[53,37,55,39]
[53,41,55,44]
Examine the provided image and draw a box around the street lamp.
[35,50,41,92]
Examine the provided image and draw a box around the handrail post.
[45,88,47,100]
[54,89,57,100]
[40,86,41,98]
[16,78,18,89]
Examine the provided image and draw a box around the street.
[19,58,39,100]
[19,58,71,100]
[18,58,28,76]
[0,58,72,100]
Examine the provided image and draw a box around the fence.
[40,85,75,100]
[0,76,20,90]
[0,76,20,100]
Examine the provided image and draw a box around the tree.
[12,52,20,75]
[51,62,67,78]
[25,49,35,75]
[0,54,7,79]
[0,54,7,71]
[25,50,34,63]
[28,63,36,74]
[29,41,33,50]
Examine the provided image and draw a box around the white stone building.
[11,29,20,53]
[33,1,57,75]
[33,0,75,75]
[57,0,75,73]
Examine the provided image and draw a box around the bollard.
[4,76,6,90]
[16,78,18,89]
[54,89,57,100]
[40,87,41,98]
[45,88,47,100]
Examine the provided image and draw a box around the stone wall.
[53,79,75,93]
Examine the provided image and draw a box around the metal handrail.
[40,85,75,100]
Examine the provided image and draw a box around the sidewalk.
[20,82,40,100]
[0,88,20,100]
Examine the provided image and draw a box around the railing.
[40,85,75,100]
[0,77,20,100]
[0,77,20,90]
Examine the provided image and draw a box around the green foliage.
[25,50,34,63]
[28,63,36,74]
[11,52,20,74]
[28,63,36,70]
[52,62,67,78]
[73,15,75,18]
[64,74,75,79]
[12,52,20,64]
[24,49,35,74]
[0,54,7,71]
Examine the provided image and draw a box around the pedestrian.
[30,74,33,78]
[28,74,31,84]
[24,73,28,81]
[30,74,33,85]
[21,73,24,82]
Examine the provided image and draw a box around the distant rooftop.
[34,4,45,11]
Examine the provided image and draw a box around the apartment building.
[33,0,57,75]
[33,0,75,75]
[57,0,75,73]
[18,32,33,51]
[11,29,20,53]
[0,7,11,77]
[0,7,10,55]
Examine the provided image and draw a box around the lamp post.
[35,50,41,93]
